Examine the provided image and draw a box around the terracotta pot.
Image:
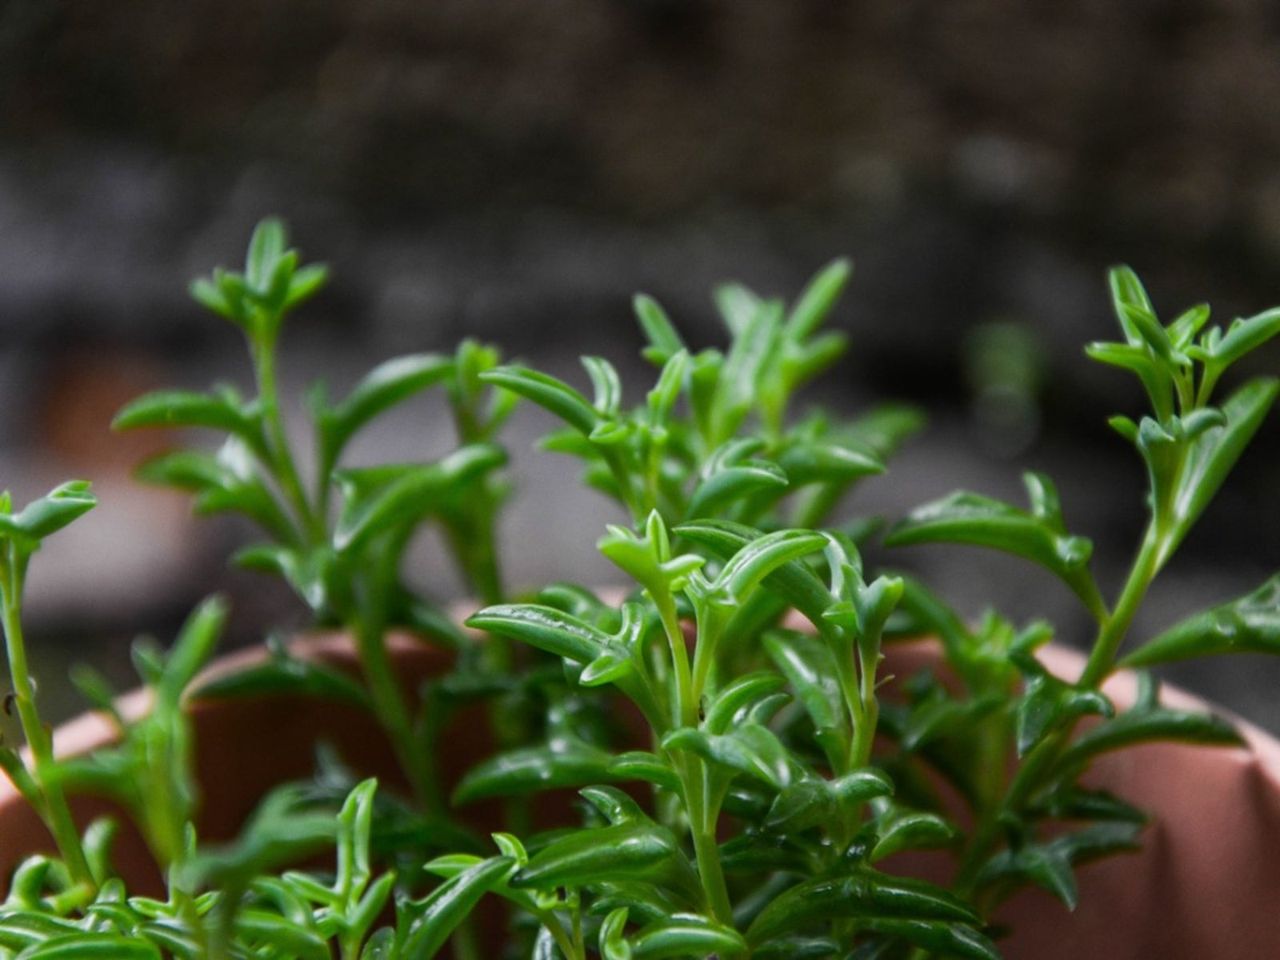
[2,634,1277,960]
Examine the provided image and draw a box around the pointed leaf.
[1123,574,1280,667]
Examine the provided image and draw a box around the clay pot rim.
[12,630,1280,811]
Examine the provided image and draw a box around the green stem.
[655,594,696,729]
[353,615,436,811]
[682,758,734,926]
[655,593,734,928]
[252,332,324,543]
[957,521,1167,895]
[850,641,880,770]
[1080,526,1162,688]
[537,911,582,960]
[0,548,94,890]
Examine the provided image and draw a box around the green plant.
[0,222,1278,958]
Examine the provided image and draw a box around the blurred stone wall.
[3,0,1280,724]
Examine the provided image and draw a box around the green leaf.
[886,472,1102,616]
[686,443,788,520]
[192,648,371,710]
[705,528,828,602]
[766,771,893,833]
[137,449,295,542]
[181,786,336,888]
[976,822,1142,910]
[703,673,788,735]
[15,935,162,959]
[634,295,687,366]
[776,441,882,487]
[763,631,849,767]
[599,906,633,960]
[480,365,601,435]
[511,823,690,895]
[709,299,783,441]
[745,869,981,945]
[233,544,335,612]
[1014,673,1112,757]
[599,510,705,599]
[1108,265,1156,344]
[320,353,453,459]
[869,807,956,862]
[1161,378,1279,557]
[190,276,237,321]
[1123,574,1280,667]
[246,217,288,293]
[334,444,506,552]
[400,856,515,959]
[452,738,617,805]
[607,752,681,792]
[676,520,832,628]
[466,604,614,665]
[235,910,331,960]
[1056,705,1241,774]
[112,388,264,450]
[157,595,228,704]
[0,481,97,544]
[631,913,748,960]
[662,724,797,789]
[1199,307,1280,368]
[785,258,852,339]
[857,919,1000,960]
[583,357,624,416]
[285,263,329,309]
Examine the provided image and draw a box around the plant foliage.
[0,226,1276,957]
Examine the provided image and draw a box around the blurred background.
[4,0,1280,725]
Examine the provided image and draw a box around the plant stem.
[655,593,734,928]
[252,333,323,543]
[1079,526,1162,688]
[958,520,1166,895]
[655,594,696,729]
[0,547,94,891]
[682,758,734,926]
[352,615,437,812]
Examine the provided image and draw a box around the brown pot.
[2,635,1277,960]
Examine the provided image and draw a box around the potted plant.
[0,220,1278,958]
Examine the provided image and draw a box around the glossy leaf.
[869,806,957,862]
[785,258,852,339]
[631,913,747,959]
[1056,705,1242,774]
[634,294,687,365]
[112,388,264,447]
[399,856,514,959]
[453,738,617,805]
[480,365,601,435]
[763,631,849,766]
[662,724,796,789]
[746,869,981,944]
[1122,574,1280,667]
[511,823,689,894]
[1161,378,1279,555]
[466,604,615,665]
[886,472,1102,616]
[334,444,506,552]
[976,823,1142,909]
[857,919,999,960]
[320,353,453,458]
[676,519,832,627]
[192,649,371,710]
[0,481,97,545]
[16,935,162,959]
[1015,673,1112,757]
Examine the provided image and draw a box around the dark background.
[3,0,1280,726]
